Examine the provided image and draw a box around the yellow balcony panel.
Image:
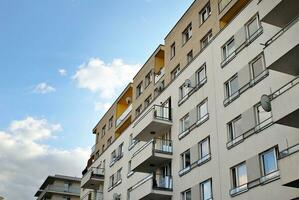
[264,17,299,76]
[116,84,132,119]
[115,115,132,138]
[270,76,299,129]
[279,144,299,188]
[130,174,172,200]
[219,0,250,29]
[131,139,172,173]
[133,105,172,141]
[260,0,299,28]
[154,48,165,74]
[81,167,105,189]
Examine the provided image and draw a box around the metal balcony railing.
[116,104,132,127]
[271,76,299,100]
[46,185,80,194]
[154,68,165,84]
[279,143,299,159]
[132,139,172,158]
[80,191,103,200]
[131,173,173,192]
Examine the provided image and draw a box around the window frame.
[136,82,143,98]
[101,125,106,138]
[227,115,241,141]
[199,2,211,24]
[196,64,207,85]
[225,74,239,98]
[222,37,235,61]
[231,162,248,188]
[170,42,176,59]
[260,147,278,176]
[144,95,152,109]
[182,23,192,45]
[199,137,210,160]
[201,30,213,49]
[181,149,191,169]
[197,98,208,120]
[245,14,261,41]
[145,71,152,88]
[250,53,265,80]
[109,116,114,129]
[180,113,190,132]
[181,188,191,200]
[187,50,193,64]
[171,64,181,80]
[200,178,213,200]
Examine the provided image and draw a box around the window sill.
[178,166,191,176]
[127,171,134,178]
[107,179,122,192]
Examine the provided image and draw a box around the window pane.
[237,164,247,186]
[198,67,206,83]
[251,56,264,78]
[248,17,259,38]
[227,39,235,56]
[199,101,208,118]
[186,190,191,200]
[230,76,239,95]
[263,150,277,175]
[257,105,271,124]
[186,151,190,166]
[201,139,209,157]
[202,180,212,200]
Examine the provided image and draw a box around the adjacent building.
[81,0,299,199]
[35,175,81,200]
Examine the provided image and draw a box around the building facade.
[35,175,81,200]
[81,0,299,199]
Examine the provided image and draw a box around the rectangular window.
[181,189,191,200]
[109,175,114,187]
[102,144,105,152]
[199,137,210,159]
[200,179,212,200]
[197,99,208,120]
[182,23,192,44]
[246,15,260,41]
[171,64,180,80]
[171,42,176,59]
[250,54,265,79]
[222,37,235,61]
[200,2,211,24]
[201,30,213,49]
[225,74,239,98]
[144,95,152,109]
[227,116,242,141]
[231,162,248,188]
[260,148,278,176]
[136,82,143,98]
[129,133,134,146]
[135,105,142,117]
[187,50,193,64]
[255,104,272,127]
[128,160,133,175]
[181,114,190,132]
[197,65,207,85]
[107,137,112,146]
[101,125,106,137]
[181,149,191,169]
[111,150,116,162]
[118,143,123,157]
[109,116,113,129]
[145,71,152,88]
[116,168,122,181]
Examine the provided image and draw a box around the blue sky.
[0,1,193,199]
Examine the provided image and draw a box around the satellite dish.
[184,79,192,88]
[125,97,132,104]
[260,94,271,112]
[157,82,164,91]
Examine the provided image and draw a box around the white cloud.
[73,58,140,99]
[58,68,67,76]
[94,102,112,113]
[33,83,56,94]
[0,117,89,200]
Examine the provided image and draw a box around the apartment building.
[81,0,299,199]
[35,174,80,200]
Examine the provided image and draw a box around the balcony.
[81,191,103,200]
[116,104,132,127]
[81,168,105,189]
[263,16,299,76]
[36,185,80,200]
[129,174,172,200]
[133,105,172,141]
[154,68,165,84]
[131,139,172,173]
[219,0,250,28]
[260,0,299,28]
[279,143,299,188]
[270,76,299,128]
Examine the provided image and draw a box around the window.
[250,54,265,79]
[171,42,176,59]
[109,116,113,129]
[200,179,212,200]
[180,84,190,99]
[231,163,248,189]
[135,105,142,117]
[196,65,207,84]
[128,160,132,175]
[144,95,152,109]
[201,31,213,49]
[197,99,208,120]
[255,104,272,126]
[187,50,193,64]
[181,189,191,200]
[107,137,112,146]
[101,125,106,137]
[260,148,278,176]
[182,23,192,44]
[246,15,260,40]
[200,3,211,24]
[109,175,115,187]
[171,65,180,80]
[118,143,123,157]
[64,182,70,192]
[180,114,190,132]
[225,75,239,98]
[145,71,152,88]
[129,133,135,146]
[227,116,242,141]
[199,137,210,160]
[136,82,143,98]
[222,37,235,61]
[116,168,122,182]
[102,144,105,152]
[111,150,116,162]
[181,149,191,169]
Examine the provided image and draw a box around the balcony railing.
[132,173,173,191]
[81,191,103,200]
[279,143,299,159]
[116,104,132,127]
[133,139,172,158]
[88,167,105,176]
[218,0,233,13]
[271,76,299,100]
[154,68,165,84]
[46,185,80,194]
